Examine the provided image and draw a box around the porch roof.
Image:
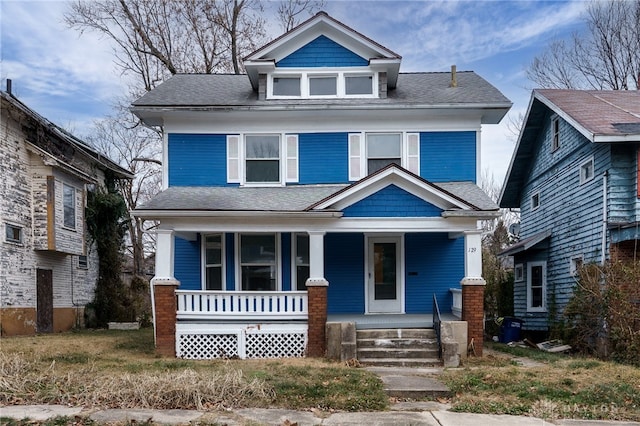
[135,181,498,216]
[499,230,552,256]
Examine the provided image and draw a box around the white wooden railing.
[450,288,462,319]
[176,290,308,321]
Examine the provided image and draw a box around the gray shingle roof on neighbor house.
[132,72,511,108]
[136,182,498,213]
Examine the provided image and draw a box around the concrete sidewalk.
[1,404,638,425]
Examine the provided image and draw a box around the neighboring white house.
[0,87,132,336]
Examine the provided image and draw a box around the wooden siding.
[342,184,442,217]
[325,233,365,313]
[420,131,476,182]
[168,134,227,186]
[299,132,348,184]
[405,233,464,314]
[609,144,638,224]
[174,236,201,290]
[276,35,368,68]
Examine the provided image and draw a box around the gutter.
[133,210,344,219]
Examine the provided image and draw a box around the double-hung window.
[580,157,594,184]
[348,132,420,180]
[245,135,280,184]
[228,134,298,185]
[63,184,76,229]
[366,133,402,174]
[204,235,223,290]
[527,261,546,312]
[240,234,278,291]
[293,233,310,290]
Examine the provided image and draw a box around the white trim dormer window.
[268,70,376,99]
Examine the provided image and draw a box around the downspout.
[601,171,608,266]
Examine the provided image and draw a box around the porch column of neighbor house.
[461,230,486,357]
[151,229,180,357]
[306,231,328,357]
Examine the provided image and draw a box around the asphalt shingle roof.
[132,72,511,108]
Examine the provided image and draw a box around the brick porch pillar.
[461,230,486,356]
[152,279,180,357]
[306,231,328,357]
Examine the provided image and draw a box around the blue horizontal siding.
[326,233,365,313]
[168,134,227,186]
[299,133,348,183]
[405,234,464,314]
[277,35,368,68]
[343,184,442,217]
[174,236,201,290]
[420,132,476,182]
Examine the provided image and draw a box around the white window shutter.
[406,133,420,175]
[227,135,241,183]
[348,133,363,181]
[285,134,299,183]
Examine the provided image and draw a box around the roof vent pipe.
[6,78,12,95]
[450,65,457,88]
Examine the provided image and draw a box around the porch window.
[245,135,280,183]
[367,133,401,174]
[527,261,546,312]
[240,234,277,291]
[63,184,76,229]
[293,233,310,290]
[204,235,223,290]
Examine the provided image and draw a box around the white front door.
[367,236,403,313]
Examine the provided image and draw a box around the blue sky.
[0,0,589,185]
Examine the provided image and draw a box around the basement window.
[5,224,23,244]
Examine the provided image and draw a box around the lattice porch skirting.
[176,323,308,359]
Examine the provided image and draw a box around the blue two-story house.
[132,12,511,359]
[500,89,640,332]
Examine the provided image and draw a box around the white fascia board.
[133,210,341,219]
[157,216,478,234]
[313,168,472,211]
[593,134,640,143]
[441,210,501,219]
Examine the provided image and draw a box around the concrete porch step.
[359,357,443,368]
[357,337,438,348]
[356,328,436,340]
[366,367,451,399]
[357,347,440,359]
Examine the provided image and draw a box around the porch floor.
[327,313,459,330]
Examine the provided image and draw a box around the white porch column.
[154,229,175,280]
[306,231,328,286]
[462,230,484,283]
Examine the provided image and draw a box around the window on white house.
[63,184,76,229]
[293,233,310,290]
[552,117,560,151]
[273,76,301,96]
[309,76,337,96]
[580,157,595,184]
[204,235,223,290]
[245,135,280,183]
[531,192,540,210]
[367,133,402,174]
[514,264,524,282]
[78,255,88,269]
[570,256,583,276]
[5,224,22,244]
[240,234,277,291]
[527,261,546,312]
[345,75,373,95]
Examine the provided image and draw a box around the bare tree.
[527,0,640,90]
[277,0,325,32]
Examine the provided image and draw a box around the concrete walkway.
[1,404,638,425]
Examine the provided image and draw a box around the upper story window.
[227,134,298,186]
[552,117,560,151]
[580,157,595,184]
[5,223,23,244]
[348,132,420,180]
[78,255,88,269]
[269,71,375,99]
[63,184,76,229]
[245,135,280,183]
[531,191,540,211]
[367,133,402,174]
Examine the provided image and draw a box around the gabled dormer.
[243,11,401,100]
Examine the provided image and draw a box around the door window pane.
[309,76,337,95]
[346,75,373,95]
[241,234,277,291]
[374,243,396,300]
[273,77,300,96]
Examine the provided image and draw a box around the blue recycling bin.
[499,317,524,343]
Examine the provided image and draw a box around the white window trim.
[242,133,286,187]
[268,69,377,99]
[201,234,226,291]
[62,183,76,230]
[570,255,584,277]
[531,191,540,211]
[514,264,524,282]
[4,222,23,245]
[235,233,281,291]
[291,233,310,291]
[579,156,595,185]
[527,261,547,312]
[347,132,421,180]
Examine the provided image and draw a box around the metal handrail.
[433,294,442,358]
